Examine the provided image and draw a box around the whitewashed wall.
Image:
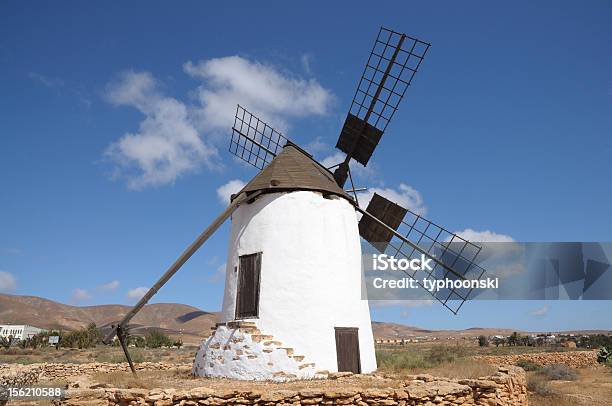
[219,191,376,374]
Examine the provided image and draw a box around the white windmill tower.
[105,27,488,381]
[193,141,377,380]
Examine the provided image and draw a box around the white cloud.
[104,70,219,190]
[216,179,246,205]
[208,263,227,283]
[300,53,313,75]
[453,229,515,243]
[304,136,329,156]
[360,183,427,216]
[70,288,91,304]
[184,56,334,132]
[99,280,120,291]
[105,57,334,190]
[127,286,148,300]
[319,152,344,169]
[0,271,16,293]
[28,72,64,88]
[449,229,520,278]
[530,304,550,317]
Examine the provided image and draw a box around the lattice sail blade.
[230,105,289,170]
[359,193,487,314]
[336,26,430,166]
[359,193,407,252]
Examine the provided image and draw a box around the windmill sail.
[333,27,430,186]
[230,105,290,169]
[358,193,487,314]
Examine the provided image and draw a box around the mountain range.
[1,294,608,345]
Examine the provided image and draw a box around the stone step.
[263,340,283,346]
[279,347,294,356]
[292,355,305,362]
[299,363,315,369]
[251,334,273,342]
[239,328,261,335]
[224,321,258,329]
[273,371,297,379]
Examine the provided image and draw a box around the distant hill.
[0,294,218,344]
[1,294,609,344]
[370,321,521,340]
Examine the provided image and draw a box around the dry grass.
[529,393,581,406]
[91,371,172,389]
[527,374,555,396]
[423,359,497,379]
[376,344,467,371]
[538,364,578,381]
[527,366,612,406]
[0,345,197,365]
[89,369,406,392]
[376,344,495,378]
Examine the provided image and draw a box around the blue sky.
[1,1,611,332]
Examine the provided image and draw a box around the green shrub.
[527,375,555,396]
[478,335,489,347]
[0,336,12,349]
[538,363,578,381]
[145,330,173,349]
[376,345,466,372]
[95,349,145,364]
[129,336,146,348]
[597,346,610,364]
[425,345,465,365]
[516,359,542,371]
[60,323,102,349]
[376,349,429,370]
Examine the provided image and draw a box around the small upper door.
[335,327,361,373]
[235,252,262,319]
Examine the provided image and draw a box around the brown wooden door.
[335,327,361,373]
[235,253,261,319]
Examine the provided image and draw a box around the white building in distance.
[0,324,45,340]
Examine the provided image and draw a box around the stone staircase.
[193,321,326,381]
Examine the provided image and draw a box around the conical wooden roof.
[238,143,351,202]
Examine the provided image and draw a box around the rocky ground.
[2,348,610,405]
[2,363,527,406]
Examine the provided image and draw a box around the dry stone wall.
[53,365,527,406]
[0,364,41,387]
[474,350,597,368]
[0,362,179,383]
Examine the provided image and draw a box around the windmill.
[105,27,488,380]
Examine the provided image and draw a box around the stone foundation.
[193,322,322,381]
